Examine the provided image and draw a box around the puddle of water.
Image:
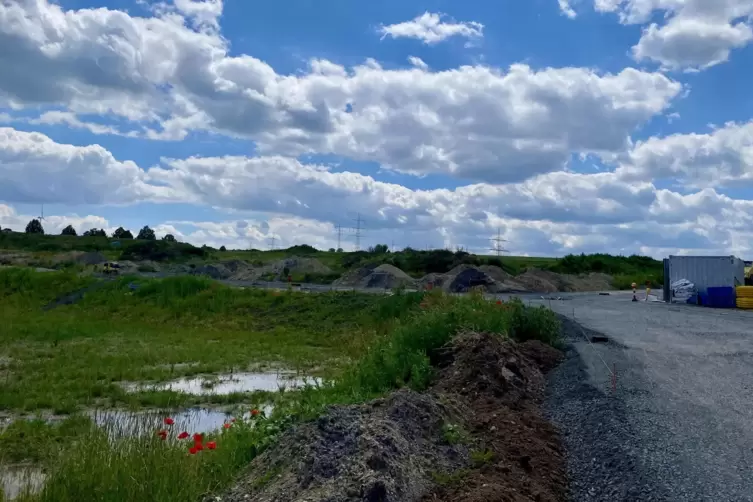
[0,465,46,500]
[91,405,275,438]
[123,371,321,396]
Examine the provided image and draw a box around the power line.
[490,228,508,257]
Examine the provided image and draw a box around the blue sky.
[1,0,753,257]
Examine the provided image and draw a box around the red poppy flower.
[496,300,502,305]
[189,447,198,455]
[193,433,203,442]
[194,442,204,451]
[177,431,189,439]
[251,409,260,417]
[157,430,168,440]
[163,417,175,426]
[231,418,236,423]
[206,441,217,450]
[223,422,232,429]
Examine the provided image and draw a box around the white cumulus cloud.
[378,12,484,45]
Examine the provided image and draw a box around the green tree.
[61,225,77,236]
[112,227,133,239]
[83,228,107,237]
[219,245,227,252]
[25,219,44,235]
[162,234,176,242]
[136,226,156,240]
[370,244,389,254]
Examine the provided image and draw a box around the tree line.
[12,219,177,243]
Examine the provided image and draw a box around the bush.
[61,225,77,236]
[161,234,176,242]
[284,244,318,255]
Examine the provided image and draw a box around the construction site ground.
[536,291,753,502]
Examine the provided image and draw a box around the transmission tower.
[268,235,277,250]
[490,228,508,257]
[335,224,343,251]
[352,214,363,251]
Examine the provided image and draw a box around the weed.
[470,448,495,467]
[441,423,469,445]
[430,468,470,486]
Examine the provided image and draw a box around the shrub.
[161,234,176,242]
[61,225,77,236]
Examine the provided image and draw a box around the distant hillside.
[0,231,663,287]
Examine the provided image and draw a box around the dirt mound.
[221,390,468,502]
[219,333,566,502]
[446,267,496,293]
[426,333,567,502]
[334,264,416,289]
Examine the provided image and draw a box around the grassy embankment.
[0,267,559,502]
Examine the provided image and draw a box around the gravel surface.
[534,291,753,502]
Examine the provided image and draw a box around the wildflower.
[189,447,198,455]
[223,423,232,429]
[157,430,168,440]
[251,409,260,417]
[231,418,236,423]
[194,442,204,451]
[163,417,175,426]
[193,433,204,442]
[207,441,217,450]
[496,300,503,305]
[177,431,189,440]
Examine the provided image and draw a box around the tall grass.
[17,291,560,502]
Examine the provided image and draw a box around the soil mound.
[446,267,496,293]
[334,264,416,289]
[427,333,567,502]
[221,390,468,502]
[219,333,566,502]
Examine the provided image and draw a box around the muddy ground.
[219,332,567,502]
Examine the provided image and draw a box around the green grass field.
[0,267,560,502]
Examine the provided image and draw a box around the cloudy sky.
[1,0,752,257]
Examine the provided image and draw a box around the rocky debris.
[219,333,567,502]
[446,266,496,293]
[334,264,417,290]
[192,263,232,280]
[74,252,107,266]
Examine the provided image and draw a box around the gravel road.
[535,291,753,502]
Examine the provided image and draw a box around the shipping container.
[665,256,745,302]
